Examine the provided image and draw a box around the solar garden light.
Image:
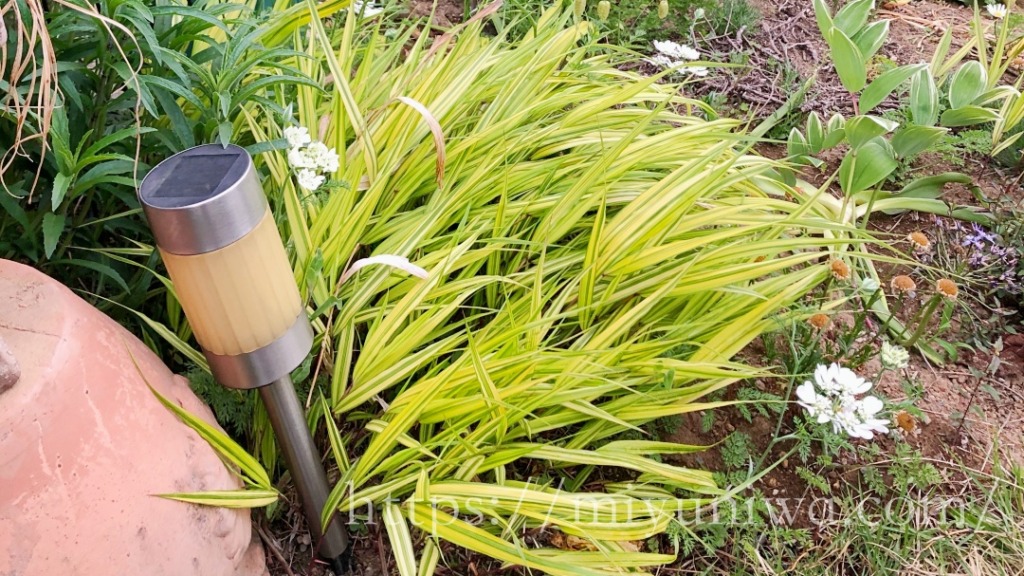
[139,144,350,573]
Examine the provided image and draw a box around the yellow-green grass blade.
[158,489,279,508]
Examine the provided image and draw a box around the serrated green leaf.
[218,121,233,147]
[51,173,71,211]
[42,212,65,259]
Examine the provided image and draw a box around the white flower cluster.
[648,40,708,77]
[284,126,339,192]
[796,363,889,440]
[987,3,1007,19]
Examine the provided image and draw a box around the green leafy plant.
[781,0,1001,362]
[138,3,892,573]
[0,0,317,359]
[705,0,760,36]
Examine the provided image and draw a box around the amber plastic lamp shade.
[159,211,300,356]
[138,144,312,389]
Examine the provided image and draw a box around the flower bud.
[658,0,669,19]
[574,0,586,18]
[597,0,610,21]
[880,341,909,370]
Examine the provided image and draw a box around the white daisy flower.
[987,3,1008,19]
[646,54,675,68]
[799,363,889,441]
[796,382,835,424]
[853,396,890,438]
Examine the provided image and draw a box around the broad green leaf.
[898,172,972,198]
[845,115,898,150]
[823,114,847,148]
[940,105,1000,127]
[826,27,867,93]
[834,0,874,37]
[42,212,65,259]
[859,64,926,113]
[839,138,898,195]
[787,128,810,157]
[910,69,939,126]
[949,61,987,109]
[812,0,834,37]
[852,20,889,60]
[806,112,825,152]
[890,125,948,159]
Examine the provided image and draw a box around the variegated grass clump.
[158,3,876,574]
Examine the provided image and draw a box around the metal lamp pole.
[138,144,349,574]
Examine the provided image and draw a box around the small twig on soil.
[957,373,989,438]
[376,522,388,575]
[257,522,299,576]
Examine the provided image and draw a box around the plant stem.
[859,184,882,229]
[902,294,941,349]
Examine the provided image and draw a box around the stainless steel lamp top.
[138,144,268,256]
